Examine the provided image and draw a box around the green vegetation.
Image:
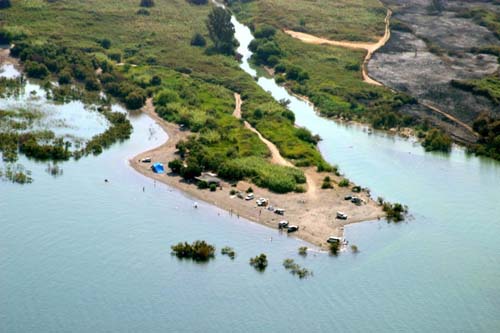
[171,240,216,261]
[282,258,312,279]
[456,7,500,39]
[329,241,340,255]
[321,176,333,189]
[249,253,268,271]
[218,156,306,193]
[382,202,408,222]
[451,76,500,106]
[469,115,500,161]
[2,0,332,189]
[298,246,308,256]
[190,32,207,47]
[422,129,452,153]
[0,164,32,184]
[227,2,419,133]
[339,178,349,187]
[206,6,237,55]
[229,0,386,42]
[221,246,236,259]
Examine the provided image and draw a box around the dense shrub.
[283,259,312,278]
[218,156,305,193]
[24,61,49,79]
[190,32,206,47]
[221,246,236,259]
[168,159,183,173]
[171,240,215,261]
[422,129,452,152]
[468,115,500,161]
[249,254,268,271]
[150,75,162,86]
[100,38,111,49]
[125,91,146,109]
[382,202,408,222]
[338,178,349,187]
[254,25,276,39]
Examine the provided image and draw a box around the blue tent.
[151,162,165,174]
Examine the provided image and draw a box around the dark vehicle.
[274,208,285,215]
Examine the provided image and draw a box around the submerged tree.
[249,253,268,271]
[206,7,236,54]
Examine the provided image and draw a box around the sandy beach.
[130,98,384,248]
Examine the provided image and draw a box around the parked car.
[256,198,268,206]
[336,211,348,220]
[245,193,255,201]
[141,157,152,163]
[327,236,342,244]
[278,220,289,229]
[274,208,285,215]
[287,225,299,233]
[237,192,244,199]
[344,195,352,201]
[351,197,362,205]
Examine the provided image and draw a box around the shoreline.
[130,99,384,249]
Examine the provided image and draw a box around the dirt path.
[233,94,318,198]
[284,9,392,86]
[234,93,294,167]
[421,100,478,137]
[284,12,479,138]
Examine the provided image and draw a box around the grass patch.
[229,0,387,42]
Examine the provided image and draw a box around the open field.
[230,0,387,42]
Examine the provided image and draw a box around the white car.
[256,198,268,206]
[336,211,348,220]
[245,193,254,200]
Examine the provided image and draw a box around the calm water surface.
[1,17,499,333]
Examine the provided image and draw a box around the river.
[1,14,499,333]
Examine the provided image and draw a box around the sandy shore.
[130,98,384,248]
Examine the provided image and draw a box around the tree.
[168,159,183,174]
[0,0,11,9]
[150,75,162,86]
[190,32,206,47]
[100,38,111,49]
[249,254,268,271]
[125,91,145,109]
[25,61,49,79]
[206,7,236,54]
[140,0,154,7]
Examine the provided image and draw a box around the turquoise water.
[1,17,500,333]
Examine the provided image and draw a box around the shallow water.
[0,67,109,143]
[1,16,500,333]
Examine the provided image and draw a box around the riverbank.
[130,99,383,248]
